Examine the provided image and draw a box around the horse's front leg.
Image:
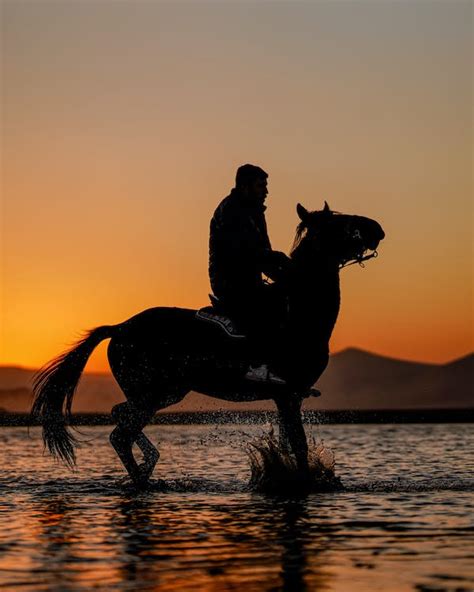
[276,397,309,474]
[278,416,290,453]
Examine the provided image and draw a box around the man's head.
[235,164,268,204]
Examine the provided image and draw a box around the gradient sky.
[1,0,472,372]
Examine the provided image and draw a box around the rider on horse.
[209,164,291,385]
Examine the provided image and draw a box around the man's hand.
[271,250,291,270]
[262,250,291,282]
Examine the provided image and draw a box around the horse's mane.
[290,221,307,255]
[290,209,342,256]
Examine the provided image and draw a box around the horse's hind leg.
[135,432,160,482]
[110,402,156,486]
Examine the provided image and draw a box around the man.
[209,164,290,385]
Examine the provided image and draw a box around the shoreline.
[1,408,473,426]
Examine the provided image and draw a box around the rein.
[339,250,378,270]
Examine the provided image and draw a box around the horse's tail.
[31,325,116,467]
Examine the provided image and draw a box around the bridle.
[339,250,378,269]
[338,222,379,269]
[289,213,380,271]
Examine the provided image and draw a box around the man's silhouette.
[209,164,290,384]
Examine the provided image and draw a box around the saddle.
[195,296,246,339]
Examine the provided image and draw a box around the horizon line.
[1,346,472,375]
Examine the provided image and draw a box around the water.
[0,423,473,591]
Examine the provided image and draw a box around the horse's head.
[291,202,385,268]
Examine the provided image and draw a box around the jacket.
[209,189,283,300]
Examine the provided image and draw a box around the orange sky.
[1,1,472,372]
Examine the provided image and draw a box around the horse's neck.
[288,247,341,343]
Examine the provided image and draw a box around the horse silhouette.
[32,202,384,486]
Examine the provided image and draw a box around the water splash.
[246,427,343,493]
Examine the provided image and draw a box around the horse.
[31,202,385,487]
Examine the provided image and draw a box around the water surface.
[0,423,473,591]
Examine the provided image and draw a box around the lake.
[0,423,473,591]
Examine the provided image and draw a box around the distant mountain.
[0,349,472,413]
[311,348,473,410]
[0,367,123,413]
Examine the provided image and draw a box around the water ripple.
[0,423,473,591]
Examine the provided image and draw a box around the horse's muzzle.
[367,224,385,251]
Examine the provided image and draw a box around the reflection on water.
[0,424,473,591]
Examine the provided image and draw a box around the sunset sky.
[1,0,472,372]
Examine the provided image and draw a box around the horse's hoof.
[137,462,155,483]
[131,476,152,490]
[116,475,150,491]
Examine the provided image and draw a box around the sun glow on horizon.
[1,1,472,372]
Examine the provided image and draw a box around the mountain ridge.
[0,349,472,413]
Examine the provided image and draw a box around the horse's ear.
[323,201,331,213]
[297,203,309,222]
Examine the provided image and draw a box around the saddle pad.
[195,308,246,338]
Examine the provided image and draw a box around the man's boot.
[245,364,286,385]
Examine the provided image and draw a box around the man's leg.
[243,286,289,384]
